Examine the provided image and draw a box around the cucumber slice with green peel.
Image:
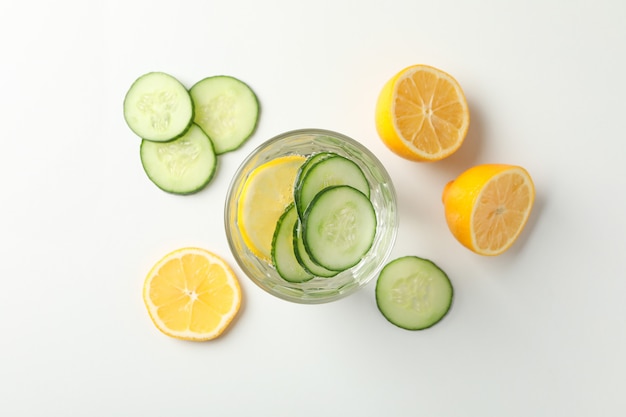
[295,154,370,220]
[375,256,453,331]
[140,124,217,195]
[294,152,335,186]
[124,72,194,142]
[302,185,376,271]
[189,75,259,154]
[293,222,339,278]
[293,152,334,218]
[271,204,314,283]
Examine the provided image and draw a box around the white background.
[2,0,625,416]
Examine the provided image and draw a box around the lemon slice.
[143,247,242,341]
[237,155,306,262]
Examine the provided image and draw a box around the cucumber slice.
[140,124,217,195]
[375,256,453,331]
[271,204,314,283]
[124,72,194,142]
[293,152,334,218]
[189,75,259,154]
[302,185,376,271]
[294,152,335,186]
[295,154,370,220]
[293,222,339,278]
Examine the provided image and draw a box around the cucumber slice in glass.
[293,221,339,278]
[140,124,217,195]
[293,152,334,218]
[295,154,370,220]
[302,185,376,271]
[375,256,453,330]
[271,204,314,283]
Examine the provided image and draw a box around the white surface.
[2,1,625,416]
